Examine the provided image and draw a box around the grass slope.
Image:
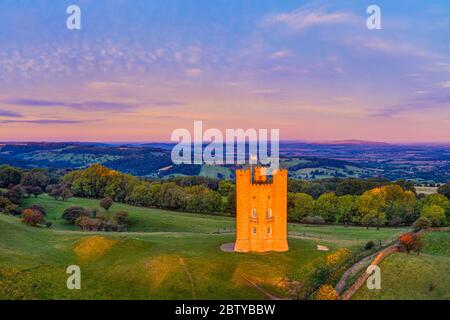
[0,213,331,299]
[352,231,450,300]
[1,195,447,300]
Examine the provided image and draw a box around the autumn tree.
[22,209,44,227]
[399,233,424,254]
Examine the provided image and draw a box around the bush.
[26,204,46,216]
[301,216,326,225]
[316,284,339,300]
[412,217,431,231]
[114,211,129,226]
[62,206,89,224]
[100,197,114,211]
[364,241,375,250]
[22,209,44,227]
[326,248,350,266]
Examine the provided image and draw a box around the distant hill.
[0,142,449,182]
[317,140,391,146]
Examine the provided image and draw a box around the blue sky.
[0,0,449,142]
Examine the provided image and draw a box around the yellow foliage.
[316,284,339,300]
[326,248,350,266]
[74,236,117,261]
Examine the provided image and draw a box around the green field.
[0,195,448,300]
[353,231,450,300]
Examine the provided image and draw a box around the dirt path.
[335,249,383,294]
[179,257,196,300]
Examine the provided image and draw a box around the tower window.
[268,226,272,235]
[253,227,257,235]
[251,208,257,219]
[267,208,272,218]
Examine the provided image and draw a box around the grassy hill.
[0,195,447,300]
[352,231,450,300]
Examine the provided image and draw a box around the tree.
[355,188,387,227]
[62,206,89,224]
[399,233,423,254]
[336,195,356,225]
[100,197,114,211]
[22,209,44,227]
[315,193,338,223]
[438,182,450,199]
[0,165,22,188]
[218,180,234,196]
[225,188,236,215]
[21,169,50,190]
[421,194,450,217]
[420,205,447,227]
[60,188,73,201]
[25,186,43,198]
[5,185,26,204]
[412,217,431,231]
[288,193,314,222]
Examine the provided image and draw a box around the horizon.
[1,139,449,146]
[1,1,450,142]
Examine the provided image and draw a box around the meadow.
[0,195,448,300]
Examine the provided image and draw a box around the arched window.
[267,226,272,235]
[267,208,272,218]
[251,208,257,219]
[252,227,257,235]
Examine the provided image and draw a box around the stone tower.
[234,167,289,252]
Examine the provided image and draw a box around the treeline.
[1,164,449,229]
[62,165,226,214]
[288,177,415,199]
[288,186,449,228]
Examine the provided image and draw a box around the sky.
[0,0,449,143]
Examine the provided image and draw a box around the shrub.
[114,211,129,226]
[22,209,44,227]
[364,241,375,250]
[301,216,326,225]
[326,248,350,266]
[316,284,339,300]
[0,196,14,214]
[26,204,46,216]
[62,206,89,224]
[100,197,114,211]
[412,217,431,231]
